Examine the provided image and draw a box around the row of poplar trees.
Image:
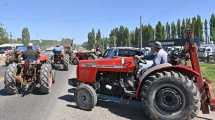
[85,14,215,49]
[0,24,30,46]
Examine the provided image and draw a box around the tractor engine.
[96,72,136,96]
[77,56,152,97]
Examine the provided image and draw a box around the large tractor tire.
[75,84,97,111]
[4,63,18,95]
[39,64,52,94]
[72,57,79,65]
[141,71,200,120]
[47,55,52,64]
[63,54,69,71]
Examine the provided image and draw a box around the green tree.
[0,24,9,44]
[134,27,140,47]
[111,26,129,47]
[186,18,191,28]
[181,19,186,38]
[145,24,154,41]
[109,28,118,47]
[96,29,102,48]
[123,27,129,46]
[192,17,197,36]
[166,22,171,39]
[129,32,135,47]
[204,19,208,43]
[171,22,177,39]
[210,14,215,42]
[177,19,181,38]
[81,41,89,49]
[87,29,96,49]
[196,15,203,40]
[155,21,165,40]
[62,38,73,46]
[22,27,30,45]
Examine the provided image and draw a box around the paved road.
[0,65,6,77]
[0,65,214,120]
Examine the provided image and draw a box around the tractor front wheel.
[75,84,97,111]
[141,71,200,120]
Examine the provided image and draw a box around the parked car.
[198,45,215,62]
[103,47,142,58]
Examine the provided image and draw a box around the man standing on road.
[151,41,168,66]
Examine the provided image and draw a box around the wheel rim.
[78,89,91,107]
[154,86,185,114]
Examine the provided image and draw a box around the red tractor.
[4,53,54,96]
[74,30,215,120]
[71,50,97,65]
[51,51,69,71]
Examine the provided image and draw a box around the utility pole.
[140,16,142,49]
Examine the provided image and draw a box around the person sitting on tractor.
[151,41,168,66]
[53,45,63,55]
[22,43,39,61]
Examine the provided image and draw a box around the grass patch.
[201,63,215,92]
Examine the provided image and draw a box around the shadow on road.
[58,94,75,103]
[196,116,213,120]
[61,86,148,120]
[96,97,146,120]
[68,78,78,87]
[0,89,9,96]
[31,89,50,96]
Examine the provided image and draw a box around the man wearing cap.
[151,41,168,66]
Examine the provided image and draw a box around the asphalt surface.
[0,65,5,77]
[0,65,214,120]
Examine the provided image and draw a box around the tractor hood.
[77,57,136,83]
[79,57,135,70]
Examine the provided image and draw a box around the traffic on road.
[0,35,215,120]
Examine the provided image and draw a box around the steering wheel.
[135,55,147,64]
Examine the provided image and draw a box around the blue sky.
[0,0,214,44]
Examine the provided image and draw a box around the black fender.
[136,63,201,97]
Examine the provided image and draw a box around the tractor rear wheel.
[39,64,52,94]
[75,84,97,111]
[141,71,200,120]
[4,63,18,95]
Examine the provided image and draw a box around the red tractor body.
[74,30,215,120]
[71,51,98,65]
[78,57,135,83]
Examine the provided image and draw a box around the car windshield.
[103,49,113,58]
[118,49,140,57]
[199,48,205,52]
[0,46,12,53]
